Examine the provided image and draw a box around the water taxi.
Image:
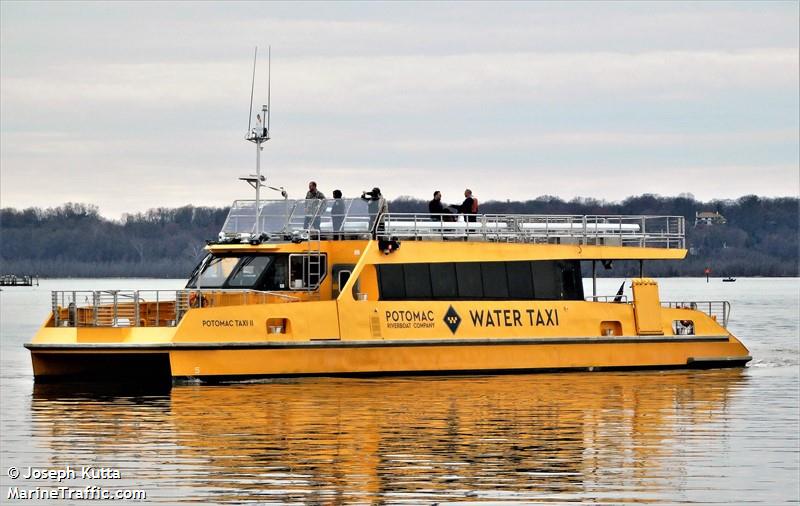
[25,62,751,382]
[26,195,752,382]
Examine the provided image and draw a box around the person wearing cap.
[361,187,388,236]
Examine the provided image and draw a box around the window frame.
[288,253,329,290]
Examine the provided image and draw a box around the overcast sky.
[1,1,798,218]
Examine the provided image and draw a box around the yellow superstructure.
[26,199,750,383]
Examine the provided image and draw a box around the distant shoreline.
[2,196,797,278]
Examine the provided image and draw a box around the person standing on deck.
[362,187,388,236]
[304,181,325,230]
[331,189,346,238]
[457,189,478,223]
[429,191,454,222]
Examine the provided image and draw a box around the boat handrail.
[218,199,685,248]
[50,289,299,328]
[661,300,731,327]
[379,212,685,248]
[586,295,629,303]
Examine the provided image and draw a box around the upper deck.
[220,198,686,249]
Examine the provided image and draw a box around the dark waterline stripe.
[25,334,731,351]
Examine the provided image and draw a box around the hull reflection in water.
[31,370,747,504]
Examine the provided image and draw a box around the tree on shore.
[1,195,796,278]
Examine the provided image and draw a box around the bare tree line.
[1,195,797,278]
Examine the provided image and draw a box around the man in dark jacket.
[457,189,478,222]
[428,191,446,214]
[428,190,455,222]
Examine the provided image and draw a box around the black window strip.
[378,261,583,301]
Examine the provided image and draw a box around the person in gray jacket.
[304,181,325,230]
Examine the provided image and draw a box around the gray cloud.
[1,1,798,217]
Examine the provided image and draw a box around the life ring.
[189,292,208,308]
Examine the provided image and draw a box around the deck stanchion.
[134,291,140,327]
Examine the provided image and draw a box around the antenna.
[247,46,257,135]
[240,46,273,239]
[266,46,271,138]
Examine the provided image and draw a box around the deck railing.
[380,213,685,248]
[662,300,731,327]
[51,289,299,328]
[218,199,686,249]
[585,295,629,303]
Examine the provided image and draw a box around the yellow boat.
[26,195,751,383]
[25,96,750,383]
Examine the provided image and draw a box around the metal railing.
[220,198,379,240]
[378,213,685,248]
[218,199,685,249]
[586,295,629,303]
[661,301,731,328]
[51,289,299,328]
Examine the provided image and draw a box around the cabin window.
[332,264,358,298]
[532,260,560,299]
[430,263,458,299]
[456,263,483,299]
[289,254,328,290]
[404,263,432,299]
[378,264,406,299]
[506,261,534,299]
[261,256,289,290]
[195,257,239,288]
[559,260,584,300]
[481,262,509,299]
[376,260,584,301]
[227,255,273,287]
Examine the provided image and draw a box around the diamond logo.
[443,305,462,335]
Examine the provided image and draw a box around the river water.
[1,278,798,504]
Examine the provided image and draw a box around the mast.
[241,46,271,238]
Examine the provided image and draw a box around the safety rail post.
[544,216,550,243]
[52,292,59,327]
[640,217,646,247]
[91,291,96,327]
[581,215,587,245]
[681,217,686,248]
[724,301,731,327]
[134,291,140,327]
[113,291,118,326]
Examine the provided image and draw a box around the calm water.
[1,278,798,504]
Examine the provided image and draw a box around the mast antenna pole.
[247,46,257,135]
[241,46,271,239]
[266,46,271,137]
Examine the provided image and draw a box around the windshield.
[228,256,272,287]
[186,255,274,289]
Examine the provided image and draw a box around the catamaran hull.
[26,335,752,383]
